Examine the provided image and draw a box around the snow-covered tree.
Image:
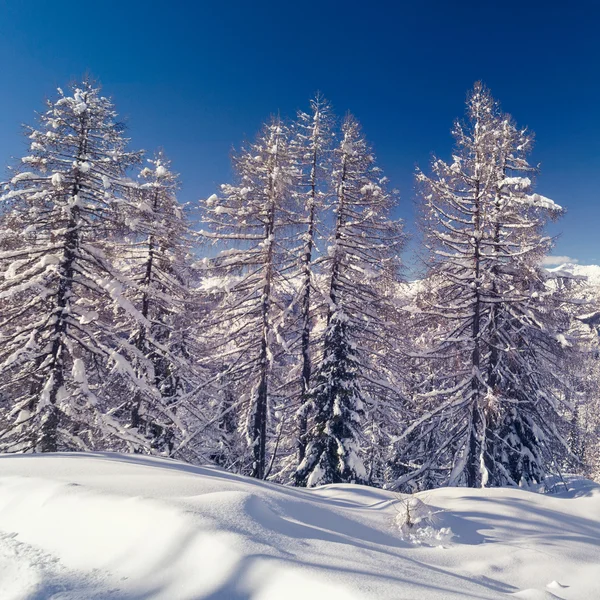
[553,268,600,481]
[395,83,575,489]
[198,117,295,478]
[0,81,165,453]
[295,115,404,486]
[285,94,335,466]
[295,310,366,485]
[118,152,197,453]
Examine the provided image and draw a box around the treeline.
[0,80,598,489]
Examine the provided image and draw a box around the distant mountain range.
[547,263,600,288]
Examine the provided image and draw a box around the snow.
[555,333,572,348]
[73,101,87,116]
[74,161,91,173]
[1,454,599,599]
[546,263,600,288]
[523,193,562,212]
[206,193,218,206]
[547,581,570,590]
[37,374,54,409]
[40,254,61,267]
[77,309,99,325]
[10,172,36,184]
[500,176,532,189]
[71,359,87,384]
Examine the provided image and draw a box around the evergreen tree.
[295,115,404,486]
[295,310,366,485]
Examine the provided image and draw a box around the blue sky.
[1,0,598,268]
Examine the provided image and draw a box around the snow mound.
[546,580,569,590]
[1,453,599,599]
[511,589,564,599]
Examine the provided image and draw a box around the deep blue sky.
[1,0,598,269]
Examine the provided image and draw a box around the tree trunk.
[466,178,485,487]
[251,141,278,479]
[297,143,318,463]
[39,113,88,452]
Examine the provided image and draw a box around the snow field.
[0,453,599,599]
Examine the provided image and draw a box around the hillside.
[546,263,600,292]
[1,453,599,599]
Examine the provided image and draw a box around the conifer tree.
[295,115,404,486]
[198,117,295,478]
[0,81,163,453]
[295,311,366,485]
[119,152,196,452]
[396,84,574,489]
[288,95,335,465]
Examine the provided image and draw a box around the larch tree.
[0,81,164,453]
[552,266,600,481]
[295,115,404,487]
[395,83,574,489]
[118,152,197,453]
[198,117,295,479]
[287,94,335,466]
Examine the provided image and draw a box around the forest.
[1,79,598,491]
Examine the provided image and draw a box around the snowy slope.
[0,454,599,600]
[547,264,600,327]
[546,263,600,288]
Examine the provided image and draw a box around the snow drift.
[0,453,599,599]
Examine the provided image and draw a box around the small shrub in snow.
[393,496,453,546]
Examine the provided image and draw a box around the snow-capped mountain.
[547,263,600,288]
